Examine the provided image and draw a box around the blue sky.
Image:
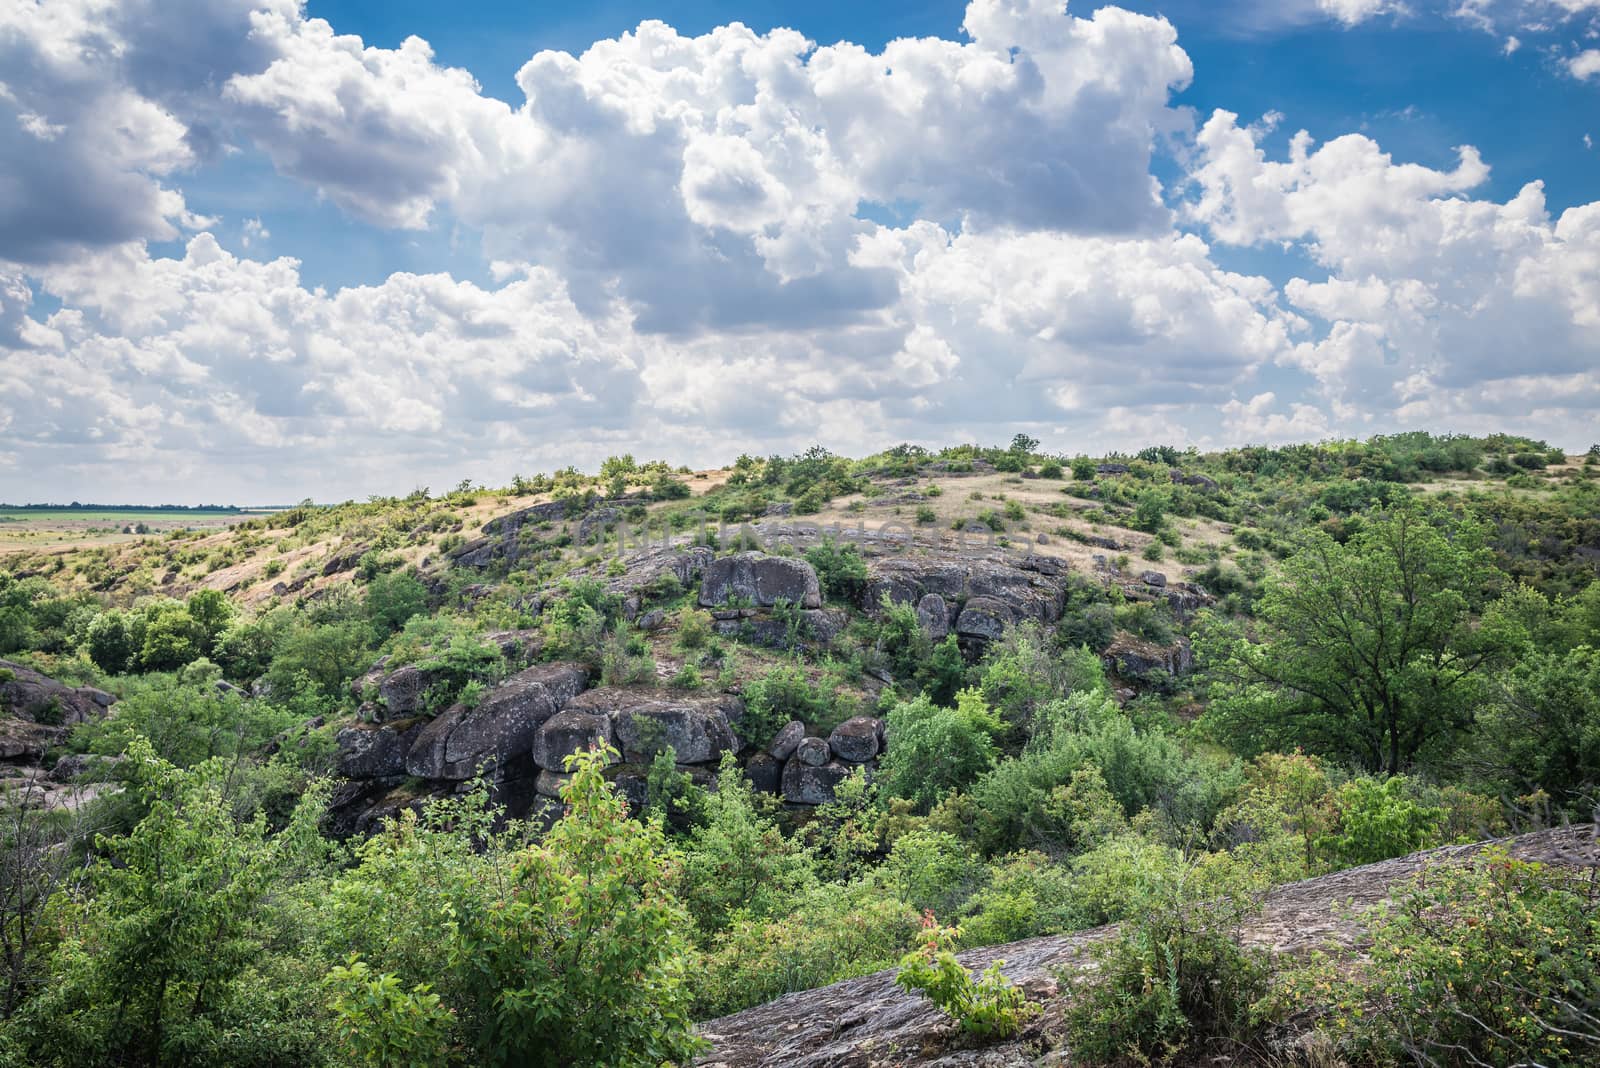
[1,0,1598,502]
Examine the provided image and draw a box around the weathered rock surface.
[532,709,614,771]
[0,659,115,728]
[828,717,881,763]
[915,593,949,640]
[405,662,588,779]
[863,557,1065,631]
[1104,635,1193,678]
[794,736,831,768]
[336,720,423,779]
[698,824,1599,1068]
[745,752,782,793]
[782,758,851,805]
[700,553,822,609]
[953,595,1016,642]
[768,720,805,760]
[568,688,744,765]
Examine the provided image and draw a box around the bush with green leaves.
[415,632,506,711]
[878,690,1003,812]
[740,663,834,744]
[9,741,334,1067]
[329,746,705,1067]
[674,754,816,937]
[879,830,983,918]
[895,918,1032,1039]
[693,878,920,1019]
[1316,775,1443,869]
[364,569,428,636]
[958,850,1078,947]
[675,606,713,650]
[1296,850,1600,1066]
[804,539,868,604]
[1062,849,1273,1064]
[325,957,453,1068]
[74,674,299,769]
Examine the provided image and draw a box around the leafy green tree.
[447,745,704,1066]
[1475,646,1600,811]
[264,619,373,702]
[879,690,1003,812]
[325,958,453,1068]
[364,570,428,636]
[138,601,202,672]
[674,754,815,937]
[185,589,234,654]
[1316,776,1443,868]
[805,539,868,604]
[12,741,332,1066]
[84,610,136,675]
[1200,506,1515,772]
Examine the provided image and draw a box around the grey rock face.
[1104,636,1193,678]
[745,752,783,793]
[0,659,116,727]
[699,552,822,609]
[336,721,423,780]
[532,709,614,772]
[768,720,806,760]
[794,736,831,768]
[782,759,852,805]
[954,596,1017,642]
[568,688,744,765]
[915,593,949,640]
[1139,570,1168,588]
[535,769,572,799]
[405,662,588,780]
[828,717,882,763]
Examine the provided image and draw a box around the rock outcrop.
[405,662,588,780]
[700,553,822,609]
[566,688,745,765]
[698,824,1599,1068]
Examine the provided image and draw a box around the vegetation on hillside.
[0,431,1595,1066]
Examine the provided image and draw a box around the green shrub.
[325,958,452,1068]
[741,664,832,744]
[1298,850,1600,1066]
[915,505,937,525]
[805,539,868,603]
[694,880,919,1019]
[1317,776,1443,868]
[878,690,1002,812]
[675,606,713,650]
[895,919,1032,1039]
[1063,850,1273,1064]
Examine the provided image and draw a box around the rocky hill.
[699,823,1599,1067]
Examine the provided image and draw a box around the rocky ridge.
[698,823,1600,1067]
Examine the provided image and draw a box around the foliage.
[694,879,919,1019]
[740,663,834,744]
[1316,776,1443,869]
[9,741,333,1067]
[325,957,453,1068]
[1299,851,1600,1066]
[895,917,1032,1039]
[805,539,868,604]
[1062,850,1273,1064]
[674,754,815,937]
[1200,506,1516,772]
[878,690,1003,812]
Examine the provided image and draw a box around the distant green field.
[0,509,247,524]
